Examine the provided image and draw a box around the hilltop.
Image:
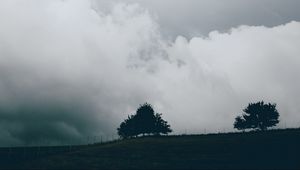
[1,128,299,169]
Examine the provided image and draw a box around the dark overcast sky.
[0,0,299,146]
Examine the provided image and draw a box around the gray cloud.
[96,0,300,39]
[0,0,299,146]
[0,1,165,146]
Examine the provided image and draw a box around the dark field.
[1,128,299,169]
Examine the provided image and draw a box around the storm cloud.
[0,0,299,146]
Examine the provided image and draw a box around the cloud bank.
[0,0,299,146]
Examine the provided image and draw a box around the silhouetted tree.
[135,103,157,135]
[117,115,137,139]
[233,116,247,131]
[153,113,172,135]
[117,103,172,138]
[234,101,279,131]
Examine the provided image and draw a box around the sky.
[0,0,300,146]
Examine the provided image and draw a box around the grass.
[1,128,300,169]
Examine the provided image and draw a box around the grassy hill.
[1,128,300,169]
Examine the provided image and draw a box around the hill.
[1,128,300,169]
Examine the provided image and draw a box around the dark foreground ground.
[1,128,300,169]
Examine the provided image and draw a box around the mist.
[0,0,299,146]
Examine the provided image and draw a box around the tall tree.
[135,103,157,135]
[234,101,280,131]
[117,103,172,138]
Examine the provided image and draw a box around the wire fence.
[1,124,299,149]
[1,126,299,163]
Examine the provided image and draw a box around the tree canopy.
[117,103,172,138]
[234,101,279,131]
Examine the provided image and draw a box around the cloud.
[162,22,300,133]
[0,0,299,146]
[99,0,300,38]
[0,0,165,145]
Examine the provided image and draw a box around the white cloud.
[0,0,299,145]
[162,22,300,133]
